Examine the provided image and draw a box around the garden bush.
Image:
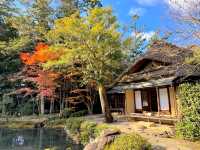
[65,117,85,135]
[80,121,97,145]
[46,118,66,128]
[104,132,151,150]
[70,110,88,117]
[93,123,111,137]
[62,108,74,118]
[65,118,111,145]
[176,83,200,140]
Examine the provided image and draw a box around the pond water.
[0,128,83,150]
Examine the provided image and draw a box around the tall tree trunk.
[59,87,62,114]
[50,99,54,114]
[41,96,45,115]
[98,84,113,123]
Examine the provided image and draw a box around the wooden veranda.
[128,113,178,124]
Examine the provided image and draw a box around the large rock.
[158,131,173,138]
[84,129,121,150]
[101,129,121,137]
[84,143,98,150]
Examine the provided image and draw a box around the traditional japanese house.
[110,40,200,122]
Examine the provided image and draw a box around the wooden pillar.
[169,86,178,117]
[156,87,160,116]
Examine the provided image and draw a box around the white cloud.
[141,31,156,41]
[165,0,200,13]
[135,0,161,6]
[129,7,146,16]
[132,31,156,41]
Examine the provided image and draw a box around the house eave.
[118,76,176,90]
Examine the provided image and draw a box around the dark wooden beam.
[156,87,160,116]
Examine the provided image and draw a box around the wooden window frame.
[133,86,171,115]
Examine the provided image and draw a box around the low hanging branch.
[62,65,97,114]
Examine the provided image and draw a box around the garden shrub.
[46,118,66,128]
[80,122,112,145]
[176,83,200,140]
[93,123,110,137]
[80,121,97,145]
[70,110,88,117]
[104,132,151,150]
[62,108,74,118]
[65,117,85,135]
[105,133,151,150]
[65,118,112,145]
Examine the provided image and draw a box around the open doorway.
[149,88,158,112]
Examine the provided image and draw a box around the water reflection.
[0,128,82,150]
[13,135,25,146]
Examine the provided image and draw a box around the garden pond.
[0,128,83,150]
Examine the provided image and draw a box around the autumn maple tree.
[20,43,59,114]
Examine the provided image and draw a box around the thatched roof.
[116,40,200,87]
[126,40,193,74]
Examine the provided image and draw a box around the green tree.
[8,0,54,43]
[56,0,102,18]
[0,0,17,42]
[56,0,78,18]
[44,7,130,122]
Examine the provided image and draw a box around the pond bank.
[1,114,200,150]
[0,115,58,128]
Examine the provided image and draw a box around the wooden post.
[156,87,160,116]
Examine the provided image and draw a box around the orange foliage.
[20,42,60,65]
[20,42,61,98]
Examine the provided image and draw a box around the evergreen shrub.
[176,83,200,140]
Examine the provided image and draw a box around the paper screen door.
[159,88,169,111]
[135,91,142,110]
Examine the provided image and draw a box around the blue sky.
[102,0,174,40]
[16,0,196,45]
[16,0,175,38]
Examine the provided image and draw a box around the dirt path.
[85,115,200,150]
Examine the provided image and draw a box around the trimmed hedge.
[62,108,74,118]
[61,109,88,118]
[104,132,151,150]
[176,83,200,140]
[65,117,85,135]
[70,110,88,117]
[65,117,110,145]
